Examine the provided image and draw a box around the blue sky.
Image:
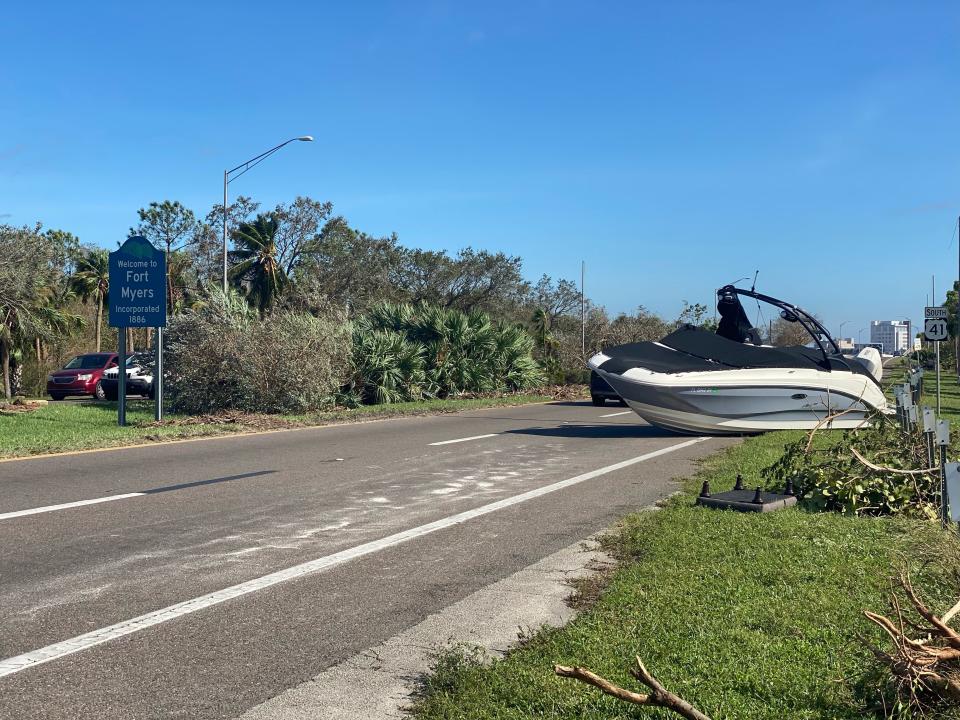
[3,1,959,338]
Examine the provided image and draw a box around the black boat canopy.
[596,285,874,380]
[597,327,836,376]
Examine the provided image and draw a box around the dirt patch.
[136,411,300,432]
[565,553,619,611]
[547,384,589,401]
[134,389,585,433]
[0,398,48,415]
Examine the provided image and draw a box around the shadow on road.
[140,470,276,496]
[504,424,685,439]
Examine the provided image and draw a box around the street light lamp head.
[222,134,315,293]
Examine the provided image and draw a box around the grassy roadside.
[0,394,555,459]
[411,371,960,719]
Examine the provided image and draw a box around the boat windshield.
[714,285,837,356]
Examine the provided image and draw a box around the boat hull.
[592,365,887,435]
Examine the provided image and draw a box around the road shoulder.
[238,536,611,720]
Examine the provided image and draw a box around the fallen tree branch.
[921,671,960,702]
[865,571,960,714]
[942,597,960,626]
[804,388,869,453]
[901,571,960,648]
[554,656,711,720]
[850,446,939,476]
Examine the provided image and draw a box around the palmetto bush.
[347,302,543,404]
[348,328,425,405]
[164,294,540,413]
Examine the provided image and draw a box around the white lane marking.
[0,492,146,521]
[599,411,633,418]
[428,433,498,446]
[0,437,709,679]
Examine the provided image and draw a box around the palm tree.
[229,214,288,313]
[71,249,110,351]
[530,307,561,381]
[167,250,199,314]
[0,287,83,397]
[530,307,558,355]
[28,283,84,365]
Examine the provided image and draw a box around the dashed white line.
[599,410,633,418]
[0,493,146,521]
[428,433,499,446]
[0,437,710,679]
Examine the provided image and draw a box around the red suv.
[47,353,120,400]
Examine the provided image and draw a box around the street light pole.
[222,135,313,293]
[222,169,229,294]
[837,320,850,346]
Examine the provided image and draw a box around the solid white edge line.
[0,492,146,521]
[428,433,499,446]
[599,410,633,418]
[0,437,709,679]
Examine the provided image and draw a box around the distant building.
[870,320,910,355]
[836,337,856,354]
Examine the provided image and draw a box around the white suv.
[100,353,155,400]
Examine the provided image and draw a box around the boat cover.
[598,327,873,378]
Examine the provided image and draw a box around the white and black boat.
[588,285,887,435]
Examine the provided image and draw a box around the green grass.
[883,355,960,424]
[0,394,552,459]
[410,371,960,719]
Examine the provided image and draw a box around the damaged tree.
[554,656,711,720]
[864,571,960,713]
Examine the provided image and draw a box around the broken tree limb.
[804,388,869,453]
[553,664,652,705]
[849,446,939,476]
[865,572,960,713]
[921,671,960,702]
[900,571,960,648]
[554,656,712,720]
[941,597,960,626]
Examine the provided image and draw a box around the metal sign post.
[117,329,126,426]
[155,327,163,421]
[923,406,936,468]
[925,306,948,416]
[909,368,924,404]
[108,236,167,427]
[946,462,960,528]
[937,419,951,528]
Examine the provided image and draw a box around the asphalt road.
[0,400,729,719]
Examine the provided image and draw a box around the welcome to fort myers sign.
[108,235,166,328]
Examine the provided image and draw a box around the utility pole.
[935,275,941,415]
[580,261,585,358]
[222,170,229,294]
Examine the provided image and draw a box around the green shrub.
[347,328,426,404]
[348,301,544,404]
[762,418,941,519]
[246,310,352,413]
[165,288,349,414]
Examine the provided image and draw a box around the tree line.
[0,195,720,399]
